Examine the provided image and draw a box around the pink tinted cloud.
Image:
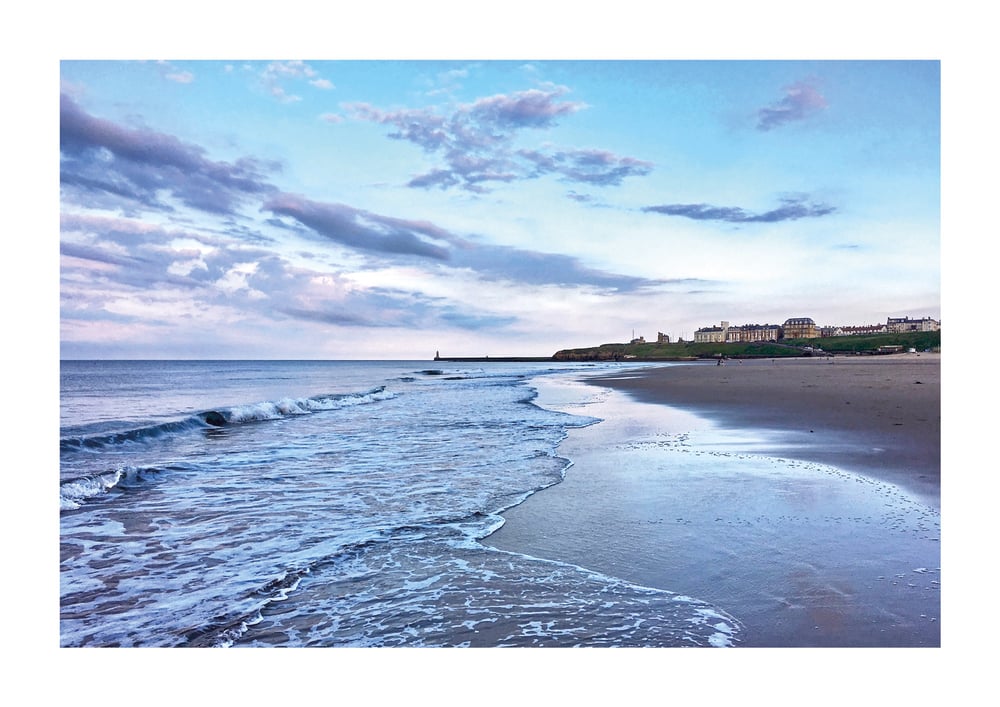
[756,80,828,131]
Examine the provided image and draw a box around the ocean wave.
[60,464,169,510]
[60,386,396,453]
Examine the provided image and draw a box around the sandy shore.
[595,354,940,506]
[486,353,941,647]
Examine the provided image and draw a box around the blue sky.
[59,58,940,359]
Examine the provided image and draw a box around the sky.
[58,58,940,359]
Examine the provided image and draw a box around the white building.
[886,316,940,333]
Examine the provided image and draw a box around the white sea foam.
[60,360,740,647]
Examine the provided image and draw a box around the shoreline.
[593,354,941,507]
[486,354,941,647]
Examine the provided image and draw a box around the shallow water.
[60,360,741,647]
[487,374,941,647]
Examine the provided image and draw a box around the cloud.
[260,61,334,103]
[60,213,236,255]
[520,148,653,186]
[347,86,651,192]
[425,67,471,97]
[59,99,659,298]
[406,169,460,190]
[264,192,664,292]
[467,87,584,128]
[277,305,386,327]
[60,213,266,295]
[60,93,279,215]
[166,71,194,84]
[279,292,516,331]
[60,240,150,269]
[247,256,518,332]
[155,61,194,84]
[438,308,518,330]
[452,243,661,292]
[643,195,837,223]
[756,79,828,131]
[347,103,452,150]
[59,169,165,214]
[58,92,674,351]
[61,211,522,335]
[263,193,455,260]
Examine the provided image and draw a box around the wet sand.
[595,354,940,506]
[486,354,941,647]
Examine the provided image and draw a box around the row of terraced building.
[691,316,940,344]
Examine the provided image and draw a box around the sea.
[59,359,741,648]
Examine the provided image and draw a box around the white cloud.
[165,70,194,84]
[260,61,333,103]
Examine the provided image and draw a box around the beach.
[600,354,940,505]
[486,354,941,647]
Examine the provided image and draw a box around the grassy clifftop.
[553,330,941,361]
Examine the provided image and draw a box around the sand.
[486,353,941,647]
[595,354,940,506]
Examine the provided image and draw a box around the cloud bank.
[264,193,664,292]
[60,97,662,301]
[60,93,279,216]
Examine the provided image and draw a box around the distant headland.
[434,316,942,362]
